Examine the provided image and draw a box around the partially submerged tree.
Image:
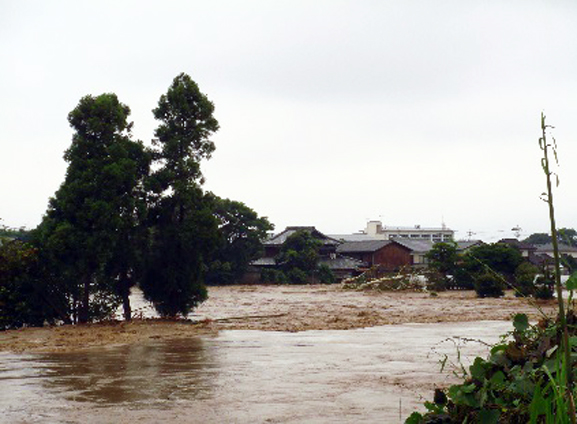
[464,242,523,286]
[141,73,220,317]
[0,240,67,329]
[37,93,149,323]
[273,230,335,284]
[425,241,459,289]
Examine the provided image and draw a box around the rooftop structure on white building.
[359,220,454,243]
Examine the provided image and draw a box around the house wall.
[376,244,412,271]
[339,245,413,270]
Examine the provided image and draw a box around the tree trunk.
[78,277,90,324]
[120,273,132,321]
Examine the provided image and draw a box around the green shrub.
[513,262,539,297]
[474,272,504,298]
[451,267,475,290]
[286,268,309,284]
[316,264,336,284]
[424,270,448,291]
[406,314,575,424]
[260,268,287,284]
[534,275,554,300]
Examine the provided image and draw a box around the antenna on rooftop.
[466,229,476,241]
[512,225,522,239]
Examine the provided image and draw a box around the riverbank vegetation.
[407,114,577,423]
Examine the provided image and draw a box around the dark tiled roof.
[392,239,433,253]
[456,240,484,251]
[535,243,577,253]
[336,240,390,253]
[528,253,553,266]
[498,239,537,251]
[328,234,381,242]
[265,226,341,246]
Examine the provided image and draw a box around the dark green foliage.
[141,73,220,316]
[558,228,577,247]
[151,72,219,190]
[277,230,322,274]
[427,242,459,275]
[514,262,539,297]
[36,93,149,323]
[562,254,577,274]
[264,230,337,284]
[286,267,310,285]
[426,242,460,291]
[451,266,475,290]
[260,268,288,284]
[0,225,31,242]
[474,272,504,298]
[205,196,273,285]
[465,243,523,285]
[523,233,552,245]
[141,190,215,316]
[0,240,66,329]
[424,270,449,291]
[317,263,337,284]
[407,314,576,424]
[534,274,554,300]
[523,228,577,247]
[274,230,336,284]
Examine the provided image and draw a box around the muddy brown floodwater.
[0,285,558,423]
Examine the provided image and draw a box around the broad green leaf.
[470,357,487,380]
[489,371,506,386]
[513,313,529,333]
[479,408,500,424]
[404,411,423,424]
[566,272,577,290]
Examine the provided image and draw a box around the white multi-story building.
[362,220,454,243]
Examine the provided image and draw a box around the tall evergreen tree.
[141,73,220,317]
[37,94,149,323]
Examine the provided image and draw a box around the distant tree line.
[0,73,273,329]
[426,240,560,299]
[523,227,577,247]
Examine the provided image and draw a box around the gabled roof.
[329,234,380,242]
[498,238,536,251]
[265,226,341,246]
[535,243,577,253]
[528,252,553,266]
[456,240,484,251]
[391,238,433,253]
[336,240,390,253]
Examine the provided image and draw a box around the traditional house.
[498,238,537,258]
[263,226,341,258]
[336,238,433,272]
[456,240,484,253]
[392,239,434,269]
[247,226,363,282]
[336,240,390,267]
[534,243,577,259]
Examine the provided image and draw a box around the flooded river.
[0,320,511,424]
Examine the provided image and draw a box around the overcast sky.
[1,1,576,241]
